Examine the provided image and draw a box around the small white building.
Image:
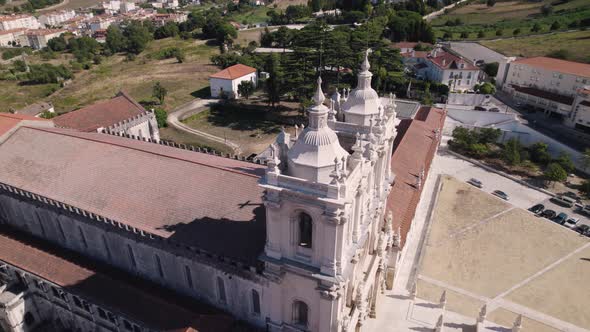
[209,64,257,99]
[0,15,40,31]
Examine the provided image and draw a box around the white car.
[564,218,579,229]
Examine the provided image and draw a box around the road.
[166,99,242,155]
[423,0,468,21]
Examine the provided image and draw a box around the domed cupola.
[341,49,382,126]
[287,76,349,183]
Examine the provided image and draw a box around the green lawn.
[480,30,590,64]
[432,0,590,40]
[0,81,59,112]
[227,5,271,25]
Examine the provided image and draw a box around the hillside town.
[0,0,590,331]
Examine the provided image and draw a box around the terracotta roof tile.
[0,113,47,136]
[428,51,478,70]
[210,64,256,80]
[0,126,267,265]
[386,106,445,247]
[513,57,590,78]
[54,91,147,132]
[0,228,236,332]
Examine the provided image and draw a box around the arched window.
[217,277,226,303]
[298,212,312,248]
[24,312,35,326]
[292,300,308,327]
[251,289,260,315]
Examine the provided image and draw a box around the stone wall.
[0,191,267,328]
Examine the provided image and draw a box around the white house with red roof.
[209,64,257,99]
[404,46,482,92]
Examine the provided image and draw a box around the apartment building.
[497,56,590,119]
[39,10,76,27]
[0,15,40,31]
[18,29,66,49]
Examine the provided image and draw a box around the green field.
[432,0,590,40]
[481,30,590,63]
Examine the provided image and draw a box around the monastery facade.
[0,51,444,332]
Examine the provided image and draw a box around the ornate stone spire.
[287,76,349,183]
[341,49,382,126]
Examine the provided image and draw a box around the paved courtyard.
[364,140,590,332]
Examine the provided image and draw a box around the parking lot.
[436,147,590,232]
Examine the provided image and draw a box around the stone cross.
[512,314,523,332]
[477,304,487,324]
[434,314,444,332]
[410,281,417,300]
[439,290,447,310]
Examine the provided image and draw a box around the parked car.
[467,178,483,188]
[563,191,581,201]
[492,190,509,200]
[575,224,590,236]
[489,108,501,113]
[529,204,544,214]
[474,106,486,111]
[551,195,575,208]
[541,209,557,219]
[579,205,590,216]
[553,212,568,225]
[564,218,579,229]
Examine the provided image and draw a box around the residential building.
[17,29,66,49]
[0,52,445,332]
[53,91,160,142]
[209,64,258,99]
[150,12,187,26]
[88,17,115,33]
[566,86,590,132]
[403,46,482,91]
[392,41,432,54]
[0,15,40,31]
[39,10,76,27]
[120,1,136,12]
[0,28,26,47]
[497,56,590,120]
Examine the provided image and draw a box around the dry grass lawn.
[487,307,560,332]
[480,30,590,64]
[417,176,590,330]
[48,38,219,113]
[421,176,587,298]
[506,246,590,329]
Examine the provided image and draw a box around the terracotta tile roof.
[0,14,34,22]
[0,28,27,35]
[512,85,574,105]
[513,57,590,78]
[0,228,236,332]
[0,113,46,136]
[210,64,256,80]
[54,91,147,132]
[401,51,428,59]
[0,126,267,265]
[386,106,445,248]
[428,50,478,70]
[25,29,66,36]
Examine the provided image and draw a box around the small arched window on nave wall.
[298,212,312,248]
[292,300,309,327]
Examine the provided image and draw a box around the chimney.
[442,59,446,66]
